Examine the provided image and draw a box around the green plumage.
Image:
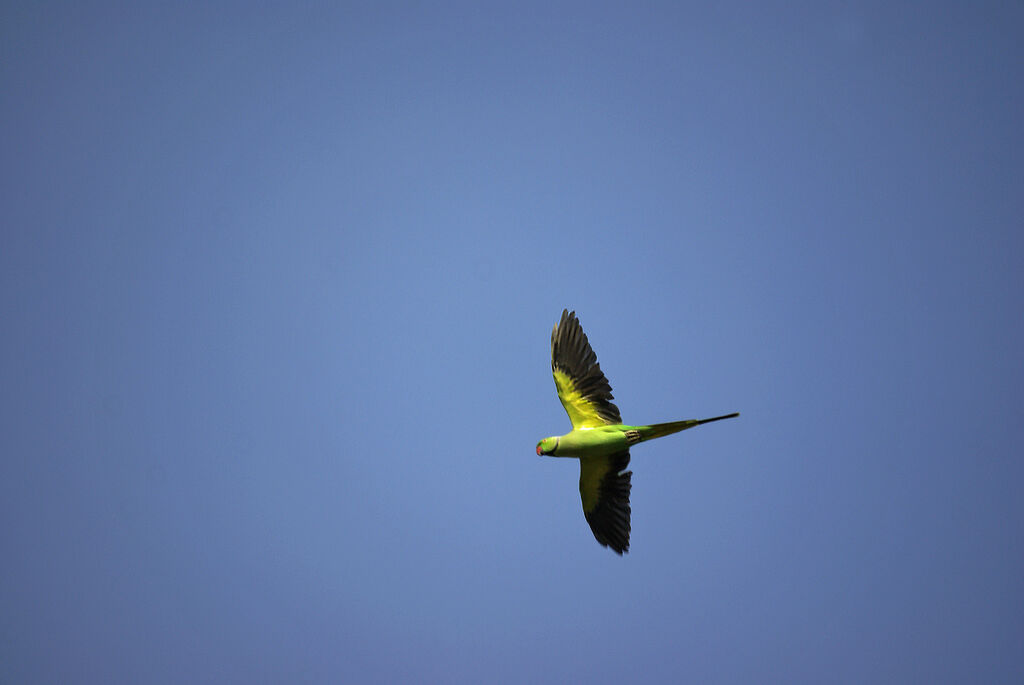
[537,309,739,555]
[636,415,740,441]
[543,415,739,458]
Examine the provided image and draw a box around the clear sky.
[2,2,1022,683]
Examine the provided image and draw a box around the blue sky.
[2,2,1022,683]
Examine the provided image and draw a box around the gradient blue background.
[3,3,1022,683]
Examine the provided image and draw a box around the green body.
[539,309,739,554]
[538,415,737,459]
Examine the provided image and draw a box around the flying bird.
[537,309,739,554]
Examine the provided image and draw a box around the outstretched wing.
[551,309,622,429]
[579,450,632,554]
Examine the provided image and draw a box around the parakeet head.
[536,437,559,456]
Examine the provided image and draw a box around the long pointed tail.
[637,412,740,441]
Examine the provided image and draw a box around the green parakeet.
[537,309,739,554]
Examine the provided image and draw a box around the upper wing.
[579,450,632,554]
[550,309,622,429]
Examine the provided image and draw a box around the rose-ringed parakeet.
[536,309,739,554]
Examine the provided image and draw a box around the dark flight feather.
[580,450,632,554]
[551,309,622,425]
